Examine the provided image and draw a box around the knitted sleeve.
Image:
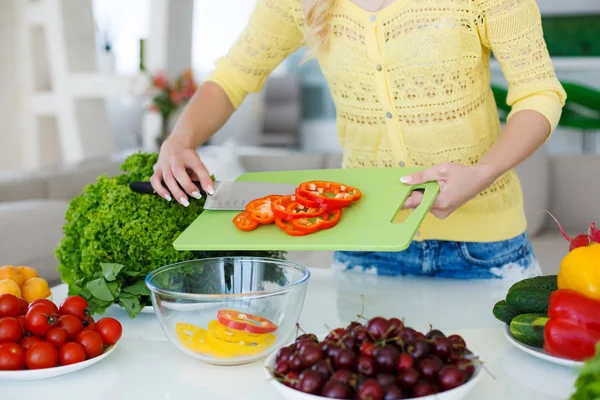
[206,0,303,109]
[475,0,567,131]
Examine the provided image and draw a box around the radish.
[543,211,591,251]
[590,222,600,244]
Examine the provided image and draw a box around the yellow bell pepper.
[558,243,600,300]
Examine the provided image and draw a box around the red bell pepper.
[233,211,258,231]
[544,289,600,361]
[297,181,361,208]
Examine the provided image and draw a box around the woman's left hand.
[400,163,496,219]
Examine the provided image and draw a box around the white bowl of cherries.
[264,317,483,400]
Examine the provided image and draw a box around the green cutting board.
[173,168,439,252]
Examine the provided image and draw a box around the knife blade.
[129,181,298,211]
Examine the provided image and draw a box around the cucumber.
[505,287,553,314]
[509,313,549,348]
[508,275,558,293]
[493,300,517,324]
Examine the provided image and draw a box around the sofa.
[0,143,596,287]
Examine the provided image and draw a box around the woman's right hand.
[150,139,215,207]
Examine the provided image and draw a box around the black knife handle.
[129,181,206,197]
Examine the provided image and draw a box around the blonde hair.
[302,0,335,58]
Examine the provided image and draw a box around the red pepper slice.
[291,209,343,234]
[274,218,309,236]
[246,196,278,224]
[297,181,361,208]
[216,310,278,334]
[295,188,340,210]
[271,196,326,221]
[233,211,259,231]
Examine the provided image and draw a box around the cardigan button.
[398,161,405,167]
[369,14,377,22]
[376,64,382,71]
[386,112,393,119]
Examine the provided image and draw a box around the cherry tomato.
[82,315,96,331]
[16,315,26,336]
[25,341,58,369]
[95,318,122,345]
[45,327,67,348]
[17,298,28,316]
[28,299,58,315]
[59,296,89,321]
[0,294,21,318]
[75,330,104,359]
[57,315,83,340]
[20,335,43,350]
[0,317,22,343]
[25,305,58,337]
[58,342,86,366]
[0,342,25,370]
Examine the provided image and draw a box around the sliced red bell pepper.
[216,309,278,334]
[272,195,326,221]
[295,188,340,210]
[297,181,361,208]
[274,217,309,236]
[246,196,278,224]
[544,289,600,361]
[291,208,343,234]
[233,211,259,231]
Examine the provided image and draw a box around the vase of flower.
[148,69,198,148]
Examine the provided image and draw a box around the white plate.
[264,335,483,400]
[0,345,116,381]
[503,325,583,368]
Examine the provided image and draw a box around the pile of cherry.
[270,317,479,399]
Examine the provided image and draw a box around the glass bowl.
[145,257,310,366]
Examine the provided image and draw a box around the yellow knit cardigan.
[208,0,566,242]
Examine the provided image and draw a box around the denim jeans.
[332,233,542,280]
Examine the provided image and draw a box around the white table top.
[3,268,578,400]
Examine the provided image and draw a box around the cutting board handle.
[400,181,439,225]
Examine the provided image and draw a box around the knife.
[129,181,298,211]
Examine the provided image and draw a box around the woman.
[151,0,566,279]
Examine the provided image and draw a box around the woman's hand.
[400,163,496,219]
[150,138,215,207]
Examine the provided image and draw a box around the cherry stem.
[296,322,307,335]
[473,356,496,380]
[356,314,369,322]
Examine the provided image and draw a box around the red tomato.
[56,315,82,340]
[0,342,25,370]
[58,342,86,366]
[45,327,67,348]
[19,335,43,350]
[82,315,96,331]
[25,305,58,337]
[95,318,122,345]
[25,341,58,369]
[0,317,22,343]
[28,299,58,315]
[58,296,89,321]
[0,294,21,318]
[16,315,26,336]
[17,298,28,316]
[75,330,104,359]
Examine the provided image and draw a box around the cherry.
[455,359,475,379]
[297,339,316,353]
[341,335,358,352]
[383,383,405,400]
[448,351,464,364]
[397,353,414,370]
[438,365,465,391]
[426,328,445,339]
[389,318,404,331]
[351,326,372,343]
[311,360,332,380]
[407,339,430,359]
[360,342,376,357]
[332,369,357,386]
[347,321,363,331]
[297,333,319,344]
[274,360,290,376]
[431,336,452,359]
[276,346,293,363]
[376,373,397,387]
[418,356,444,380]
[357,355,376,377]
[415,332,427,340]
[298,369,323,395]
[397,367,420,390]
[367,317,392,340]
[399,327,417,343]
[358,379,385,400]
[374,345,399,373]
[320,340,337,354]
[299,342,323,367]
[322,379,353,399]
[334,348,357,370]
[288,353,304,372]
[326,328,347,341]
[284,372,300,389]
[412,382,437,397]
[448,334,466,347]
